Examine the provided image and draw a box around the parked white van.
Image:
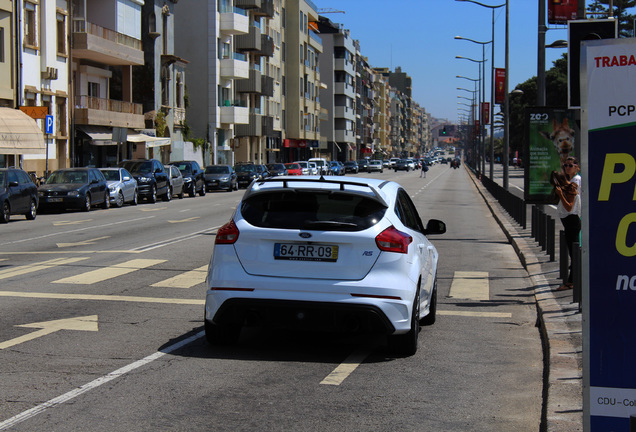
[308,158,329,175]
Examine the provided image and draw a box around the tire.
[204,319,241,346]
[388,288,420,356]
[199,184,206,196]
[189,183,196,198]
[149,185,157,203]
[1,201,10,223]
[102,191,110,209]
[82,194,91,212]
[25,199,37,220]
[115,191,124,208]
[420,278,437,326]
[178,188,184,199]
[163,186,172,202]
[131,190,138,206]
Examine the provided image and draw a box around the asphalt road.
[0,163,543,431]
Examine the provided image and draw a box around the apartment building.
[282,0,322,163]
[317,17,354,161]
[0,0,67,175]
[233,0,275,164]
[356,53,375,159]
[373,71,391,157]
[138,0,188,163]
[71,0,146,167]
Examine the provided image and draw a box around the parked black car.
[235,163,259,189]
[0,167,39,223]
[204,165,237,192]
[38,168,110,212]
[255,164,270,179]
[266,163,288,177]
[118,159,170,203]
[171,160,205,197]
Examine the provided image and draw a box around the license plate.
[48,197,63,202]
[274,243,339,262]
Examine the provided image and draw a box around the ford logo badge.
[299,232,312,239]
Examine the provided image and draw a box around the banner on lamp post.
[548,0,578,25]
[495,68,506,104]
[481,102,490,125]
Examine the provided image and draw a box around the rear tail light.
[375,226,412,254]
[215,220,239,244]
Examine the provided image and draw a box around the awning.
[0,108,46,155]
[333,142,342,152]
[127,129,171,147]
[76,125,115,146]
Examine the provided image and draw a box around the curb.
[467,169,583,431]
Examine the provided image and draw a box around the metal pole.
[538,0,546,106]
[503,0,509,190]
[490,7,495,179]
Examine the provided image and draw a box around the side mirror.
[123,176,131,181]
[8,181,19,187]
[424,219,446,235]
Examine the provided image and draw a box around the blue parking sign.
[45,115,54,135]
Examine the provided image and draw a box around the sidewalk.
[468,168,583,431]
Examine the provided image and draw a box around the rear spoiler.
[245,176,389,208]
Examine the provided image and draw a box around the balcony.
[253,0,274,18]
[235,69,261,94]
[261,75,274,97]
[72,20,143,66]
[335,129,355,144]
[334,82,355,97]
[74,95,144,128]
[257,35,274,57]
[235,0,261,9]
[234,113,262,137]
[235,26,261,52]
[334,106,355,120]
[334,58,354,75]
[220,9,249,35]
[220,102,249,125]
[220,55,249,80]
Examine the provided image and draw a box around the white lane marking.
[132,225,222,252]
[51,259,166,285]
[448,271,490,301]
[0,291,204,305]
[320,349,370,386]
[0,258,89,281]
[0,216,155,247]
[151,265,208,288]
[0,331,204,431]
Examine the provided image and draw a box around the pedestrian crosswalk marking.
[151,265,208,288]
[51,259,166,285]
[0,258,90,281]
[448,271,489,301]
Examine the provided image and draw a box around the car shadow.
[159,325,415,364]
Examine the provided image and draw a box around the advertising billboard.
[548,0,578,25]
[523,107,578,204]
[581,37,636,431]
[495,68,506,104]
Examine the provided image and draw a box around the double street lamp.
[456,75,480,170]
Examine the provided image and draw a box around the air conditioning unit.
[41,67,58,80]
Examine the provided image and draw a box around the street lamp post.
[457,74,481,172]
[456,38,491,175]
[456,0,505,180]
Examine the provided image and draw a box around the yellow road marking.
[168,217,200,224]
[52,259,166,285]
[448,271,489,301]
[0,257,89,281]
[320,350,370,386]
[437,310,512,318]
[57,236,110,248]
[139,207,167,212]
[0,291,204,305]
[151,265,207,288]
[0,315,98,350]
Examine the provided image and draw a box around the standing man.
[420,161,428,178]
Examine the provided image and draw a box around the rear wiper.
[302,220,358,230]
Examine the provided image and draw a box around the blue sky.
[323,0,570,122]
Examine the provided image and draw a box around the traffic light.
[441,126,447,135]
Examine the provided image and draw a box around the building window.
[24,2,37,48]
[0,28,4,62]
[88,82,99,98]
[56,97,67,136]
[56,13,66,56]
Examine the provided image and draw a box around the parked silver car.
[100,168,138,207]
[165,165,185,199]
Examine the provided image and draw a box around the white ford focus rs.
[205,176,446,355]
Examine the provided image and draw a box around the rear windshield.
[241,191,387,232]
[236,165,256,173]
[100,170,120,181]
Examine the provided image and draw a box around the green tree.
[587,0,636,37]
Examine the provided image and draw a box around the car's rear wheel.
[205,319,241,345]
[389,288,420,357]
[1,201,10,223]
[178,187,184,199]
[25,199,37,220]
[163,186,172,202]
[149,185,157,203]
[199,184,206,196]
[102,191,110,209]
[189,183,197,198]
[131,190,138,205]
